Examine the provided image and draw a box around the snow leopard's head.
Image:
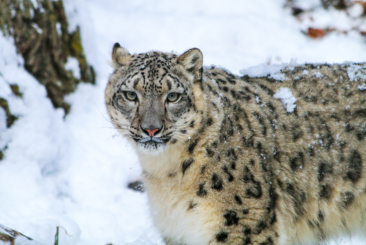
[105,43,203,153]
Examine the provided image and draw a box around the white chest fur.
[138,148,219,245]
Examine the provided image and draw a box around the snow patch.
[56,23,62,36]
[358,84,366,90]
[348,3,364,18]
[65,57,80,79]
[0,108,6,132]
[273,87,297,113]
[347,65,366,82]
[292,0,321,10]
[14,236,44,245]
[31,24,42,34]
[270,73,286,81]
[29,0,38,9]
[0,225,13,238]
[0,225,43,245]
[313,71,323,78]
[240,63,289,81]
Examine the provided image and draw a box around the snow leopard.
[105,43,366,245]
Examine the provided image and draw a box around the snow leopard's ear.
[112,43,131,67]
[178,48,203,81]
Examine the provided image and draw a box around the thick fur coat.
[105,44,366,245]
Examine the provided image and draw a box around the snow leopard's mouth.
[133,136,171,150]
[136,141,167,151]
[139,141,163,148]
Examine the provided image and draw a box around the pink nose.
[146,128,159,136]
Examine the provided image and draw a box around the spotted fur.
[105,44,366,245]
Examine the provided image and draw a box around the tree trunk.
[0,0,95,115]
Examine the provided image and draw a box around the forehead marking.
[120,72,139,87]
[133,78,140,89]
[168,74,183,88]
[167,80,172,90]
[124,53,180,94]
[158,72,168,85]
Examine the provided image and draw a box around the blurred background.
[0,0,366,244]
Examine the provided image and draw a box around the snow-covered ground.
[0,0,366,244]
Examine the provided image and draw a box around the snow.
[0,225,13,238]
[348,3,364,18]
[313,71,323,78]
[64,57,81,80]
[358,84,366,90]
[239,62,296,81]
[348,64,366,82]
[291,0,321,9]
[29,0,38,9]
[14,236,43,245]
[0,0,366,245]
[56,23,62,36]
[274,88,297,113]
[0,224,42,245]
[31,23,42,34]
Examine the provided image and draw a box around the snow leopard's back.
[199,64,366,244]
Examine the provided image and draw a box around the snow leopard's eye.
[123,91,138,101]
[167,93,180,103]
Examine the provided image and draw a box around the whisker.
[171,134,190,147]
[173,111,198,128]
[172,136,189,147]
[112,122,132,128]
[94,104,131,129]
[94,102,115,125]
[116,126,131,130]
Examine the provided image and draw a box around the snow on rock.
[312,71,323,78]
[274,87,297,113]
[348,64,366,82]
[29,0,38,9]
[62,0,97,65]
[348,3,364,18]
[0,225,13,238]
[0,108,6,132]
[239,62,296,81]
[292,0,366,32]
[0,224,44,245]
[291,0,321,10]
[358,84,366,90]
[65,57,81,79]
[30,23,42,34]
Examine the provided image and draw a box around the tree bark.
[0,0,95,115]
